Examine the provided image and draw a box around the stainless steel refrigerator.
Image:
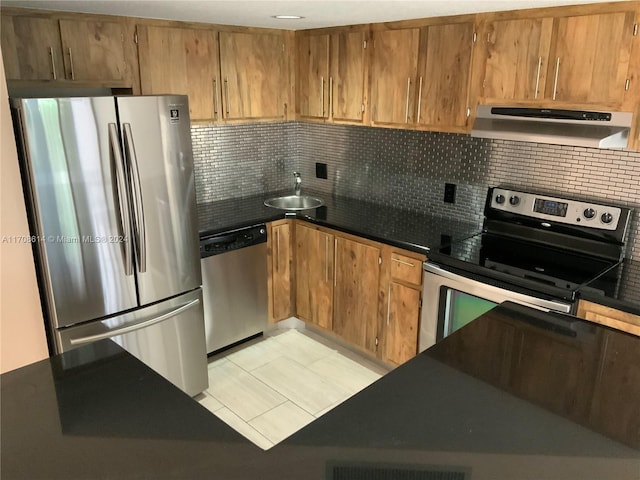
[12,95,208,396]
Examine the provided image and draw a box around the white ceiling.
[1,0,613,29]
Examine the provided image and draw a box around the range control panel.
[489,188,622,231]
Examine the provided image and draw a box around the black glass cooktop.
[429,232,621,300]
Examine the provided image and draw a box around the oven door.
[419,262,574,352]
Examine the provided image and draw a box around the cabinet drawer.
[390,252,422,285]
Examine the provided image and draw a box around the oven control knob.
[601,212,613,224]
[495,194,505,204]
[583,208,596,219]
[509,195,520,206]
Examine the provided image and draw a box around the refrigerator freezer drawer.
[56,288,208,396]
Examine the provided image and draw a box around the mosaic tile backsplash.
[191,122,640,261]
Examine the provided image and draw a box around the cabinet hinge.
[363,40,367,49]
[378,256,382,265]
[419,298,423,308]
[362,103,366,113]
[466,107,471,118]
[472,31,477,43]
[134,31,138,44]
[375,337,379,347]
[625,79,631,91]
[634,23,638,36]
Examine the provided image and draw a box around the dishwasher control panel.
[200,224,267,258]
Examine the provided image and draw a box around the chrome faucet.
[293,172,302,196]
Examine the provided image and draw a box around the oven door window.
[444,289,497,337]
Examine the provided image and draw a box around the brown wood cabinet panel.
[1,15,63,81]
[58,19,128,82]
[297,34,329,119]
[268,222,293,323]
[417,22,474,128]
[138,25,220,121]
[295,224,334,329]
[219,31,285,120]
[333,237,381,352]
[370,28,420,126]
[384,282,420,365]
[482,17,553,101]
[548,11,636,105]
[330,30,368,123]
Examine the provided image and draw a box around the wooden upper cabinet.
[370,28,420,126]
[219,31,285,120]
[137,25,220,121]
[481,17,554,101]
[416,22,475,129]
[58,19,128,82]
[330,30,368,123]
[1,15,63,81]
[547,11,637,106]
[295,224,334,330]
[296,34,329,119]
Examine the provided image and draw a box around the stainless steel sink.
[264,195,323,210]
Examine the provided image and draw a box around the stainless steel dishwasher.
[200,224,268,354]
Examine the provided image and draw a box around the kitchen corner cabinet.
[137,25,220,122]
[295,224,334,329]
[296,34,330,120]
[219,31,286,120]
[267,220,294,323]
[576,300,640,336]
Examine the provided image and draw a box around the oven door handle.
[424,262,573,313]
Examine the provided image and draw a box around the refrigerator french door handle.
[108,123,134,276]
[123,123,147,273]
[69,298,200,345]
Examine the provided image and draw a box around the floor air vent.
[329,463,469,480]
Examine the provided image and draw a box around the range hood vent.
[471,106,633,149]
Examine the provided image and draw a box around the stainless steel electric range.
[419,187,632,351]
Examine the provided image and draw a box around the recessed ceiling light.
[272,15,304,20]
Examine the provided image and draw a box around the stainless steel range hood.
[471,106,633,149]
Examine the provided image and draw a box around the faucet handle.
[293,172,301,183]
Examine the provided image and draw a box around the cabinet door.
[295,224,334,329]
[138,25,220,122]
[1,15,63,81]
[58,19,128,82]
[370,28,420,126]
[334,237,380,352]
[330,30,368,123]
[297,34,329,119]
[269,222,293,322]
[482,17,554,101]
[417,22,474,128]
[219,32,284,120]
[548,12,636,105]
[384,282,420,365]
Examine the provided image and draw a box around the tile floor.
[195,327,389,450]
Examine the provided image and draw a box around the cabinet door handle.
[321,76,325,117]
[334,238,337,287]
[534,56,542,99]
[392,257,415,268]
[48,47,57,80]
[329,76,333,118]
[67,47,75,80]
[386,285,392,326]
[405,77,411,123]
[275,229,280,273]
[325,235,329,282]
[212,79,219,119]
[224,78,230,115]
[416,76,423,123]
[552,57,560,100]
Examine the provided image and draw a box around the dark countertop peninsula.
[197,191,640,316]
[2,303,639,480]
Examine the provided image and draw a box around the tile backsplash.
[191,121,640,260]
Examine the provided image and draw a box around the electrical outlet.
[444,183,456,204]
[316,162,328,179]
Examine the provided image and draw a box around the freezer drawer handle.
[108,123,134,276]
[123,123,147,273]
[69,298,201,345]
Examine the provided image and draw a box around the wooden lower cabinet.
[576,300,640,337]
[295,223,334,329]
[267,220,294,323]
[384,282,421,365]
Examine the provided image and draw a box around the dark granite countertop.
[2,303,639,479]
[197,191,639,316]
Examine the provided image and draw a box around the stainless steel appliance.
[12,95,208,396]
[420,187,631,352]
[200,224,268,354]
